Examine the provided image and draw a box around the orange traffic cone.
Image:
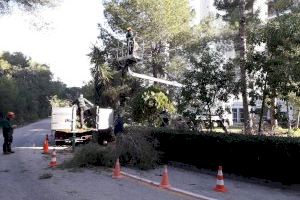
[112,158,122,179]
[42,135,49,154]
[49,149,58,167]
[214,166,228,192]
[159,165,171,189]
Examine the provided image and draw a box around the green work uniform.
[1,118,14,153]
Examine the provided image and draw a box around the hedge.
[151,128,300,184]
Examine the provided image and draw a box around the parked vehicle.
[196,114,232,128]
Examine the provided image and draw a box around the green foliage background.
[131,86,175,126]
[0,51,81,124]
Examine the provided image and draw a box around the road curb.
[121,171,218,200]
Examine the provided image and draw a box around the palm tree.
[89,46,112,106]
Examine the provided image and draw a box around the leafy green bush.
[131,86,175,126]
[116,130,160,170]
[62,143,116,168]
[63,129,160,170]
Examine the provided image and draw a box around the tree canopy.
[0,51,80,124]
[0,0,56,14]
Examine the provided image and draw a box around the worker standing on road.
[0,112,17,155]
[73,94,94,129]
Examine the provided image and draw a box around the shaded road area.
[11,118,52,147]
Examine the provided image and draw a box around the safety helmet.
[127,27,132,31]
[7,112,15,118]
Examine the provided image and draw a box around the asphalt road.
[11,118,52,147]
[0,118,198,200]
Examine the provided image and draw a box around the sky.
[0,0,207,88]
[0,0,104,87]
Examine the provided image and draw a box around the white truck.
[51,105,114,145]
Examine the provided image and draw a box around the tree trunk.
[94,72,102,106]
[270,97,278,129]
[151,42,161,79]
[152,62,158,78]
[258,81,267,135]
[296,108,300,128]
[208,105,213,132]
[286,100,292,131]
[239,0,253,134]
[220,120,229,134]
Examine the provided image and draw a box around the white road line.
[15,146,69,150]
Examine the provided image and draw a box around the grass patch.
[289,128,300,137]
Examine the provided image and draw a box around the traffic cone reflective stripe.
[112,158,122,179]
[49,149,57,167]
[214,166,227,192]
[159,165,171,189]
[217,167,223,177]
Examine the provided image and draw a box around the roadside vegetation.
[63,128,160,170]
[61,125,300,184]
[0,51,83,124]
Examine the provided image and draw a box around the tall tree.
[181,47,235,132]
[102,0,192,78]
[247,5,300,132]
[1,51,30,68]
[89,46,112,106]
[0,51,73,123]
[214,0,257,134]
[89,0,193,117]
[0,0,56,14]
[289,93,300,128]
[238,0,252,134]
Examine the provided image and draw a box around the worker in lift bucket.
[126,27,134,55]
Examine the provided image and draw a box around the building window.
[239,108,244,122]
[232,108,237,123]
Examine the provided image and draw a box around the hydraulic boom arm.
[128,68,184,88]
